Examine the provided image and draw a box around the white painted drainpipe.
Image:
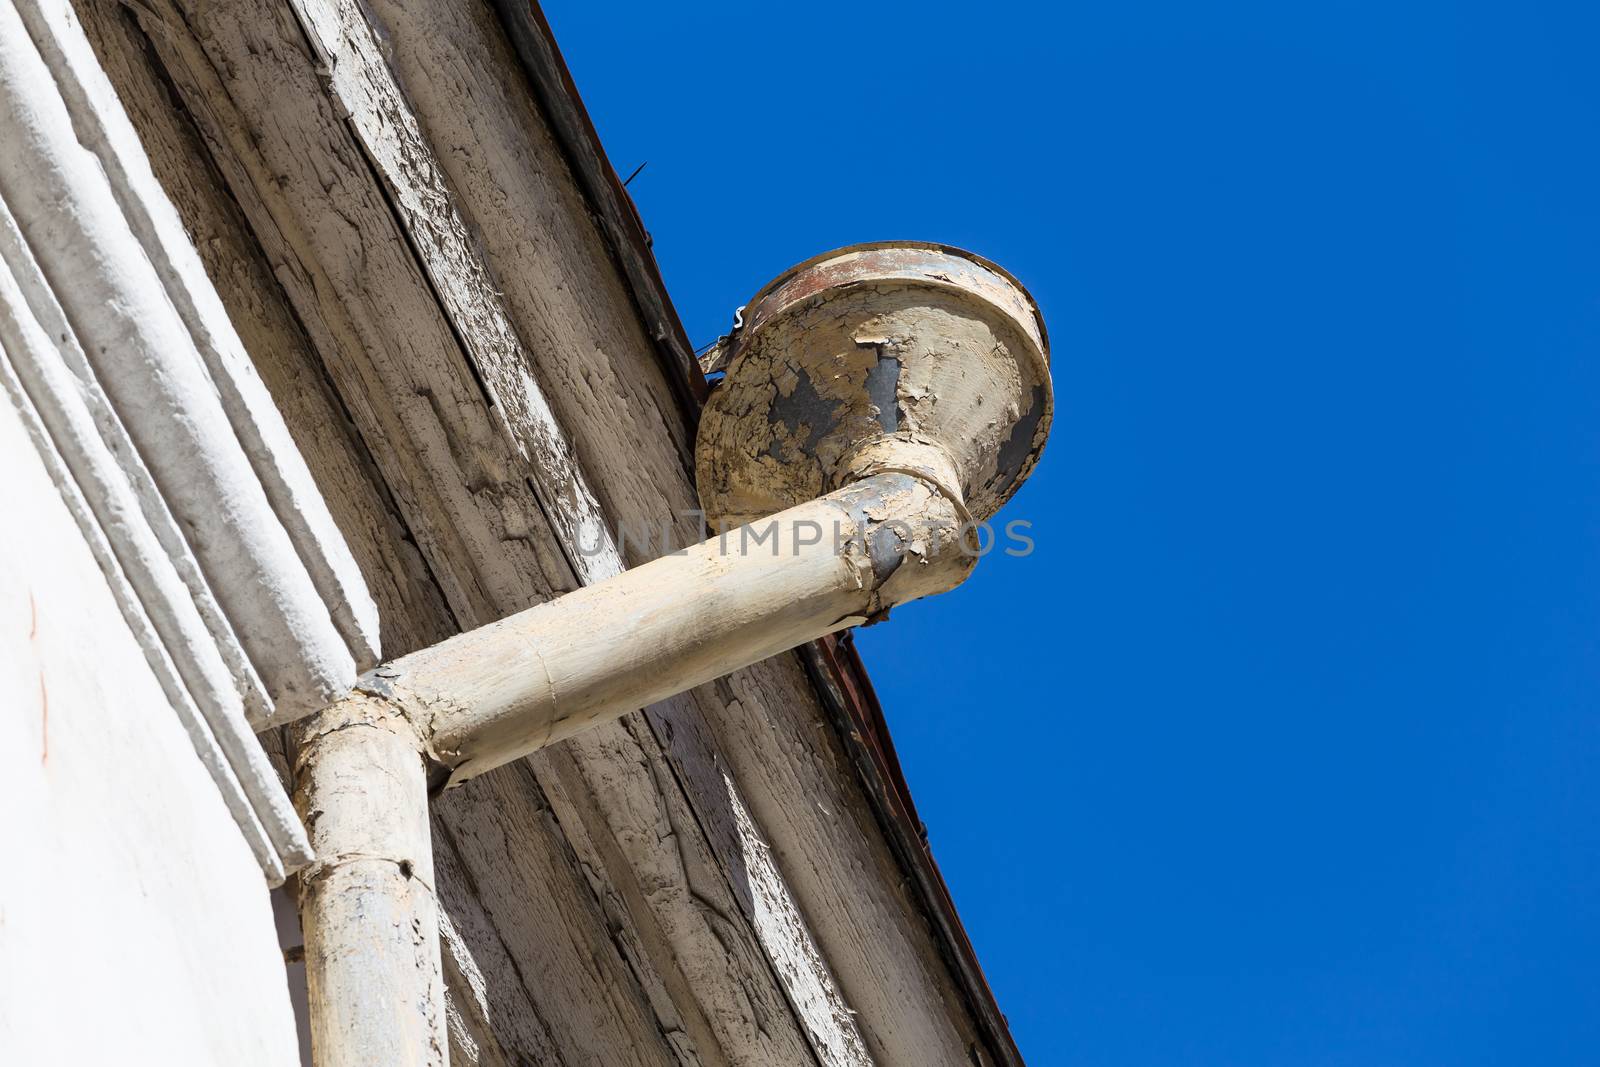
[293,243,1053,1067]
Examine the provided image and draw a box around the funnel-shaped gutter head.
[696,242,1052,530]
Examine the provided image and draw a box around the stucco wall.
[0,393,300,1065]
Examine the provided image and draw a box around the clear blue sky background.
[544,3,1599,1063]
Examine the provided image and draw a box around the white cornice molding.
[0,0,383,881]
[18,0,381,682]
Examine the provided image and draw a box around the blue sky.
[544,3,1600,1063]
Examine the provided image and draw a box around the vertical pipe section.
[293,699,446,1067]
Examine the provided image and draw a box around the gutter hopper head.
[696,242,1053,530]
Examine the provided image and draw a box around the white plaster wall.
[0,394,301,1066]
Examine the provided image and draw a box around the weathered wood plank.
[489,0,706,419]
[283,0,617,591]
[355,0,701,539]
[435,768,685,1067]
[542,716,825,1065]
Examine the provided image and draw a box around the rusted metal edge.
[492,7,1025,1063]
[490,0,708,418]
[737,240,1051,363]
[708,240,1054,529]
[802,632,1026,1067]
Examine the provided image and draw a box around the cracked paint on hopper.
[696,242,1053,531]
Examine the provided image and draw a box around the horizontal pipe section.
[363,471,972,788]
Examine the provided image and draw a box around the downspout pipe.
[379,459,970,790]
[295,243,1053,1067]
[294,700,441,1067]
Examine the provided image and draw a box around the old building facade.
[0,1,1039,1063]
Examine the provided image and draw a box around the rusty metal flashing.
[737,240,1050,360]
[488,7,1026,1064]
